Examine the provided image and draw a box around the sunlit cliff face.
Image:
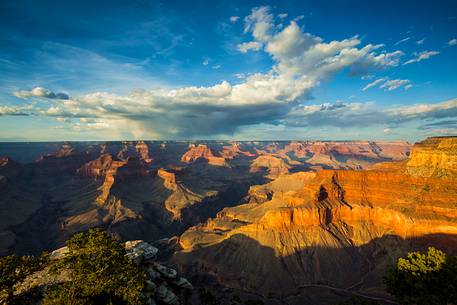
[175,137,457,303]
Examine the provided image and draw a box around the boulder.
[144,280,157,293]
[155,284,179,305]
[146,267,161,281]
[171,277,193,290]
[49,246,69,260]
[125,240,158,264]
[153,262,177,279]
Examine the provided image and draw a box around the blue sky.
[1,0,457,141]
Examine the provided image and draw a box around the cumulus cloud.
[403,50,440,65]
[237,41,263,53]
[234,73,246,79]
[5,6,412,138]
[383,128,392,135]
[14,87,70,99]
[0,105,30,116]
[449,38,457,46]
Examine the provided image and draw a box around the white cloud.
[202,59,209,66]
[362,78,385,91]
[285,98,457,128]
[212,64,221,69]
[237,41,263,53]
[403,50,440,65]
[234,73,246,79]
[14,87,70,99]
[380,79,411,91]
[230,16,240,23]
[278,13,288,19]
[362,78,411,91]
[5,6,412,139]
[0,105,29,116]
[448,38,457,46]
[416,38,426,45]
[394,37,411,46]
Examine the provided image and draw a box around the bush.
[0,253,48,304]
[384,247,457,305]
[43,228,147,305]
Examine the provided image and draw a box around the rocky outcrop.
[14,240,192,305]
[281,140,411,169]
[406,136,457,177]
[249,155,290,178]
[124,240,193,305]
[157,168,204,219]
[34,144,99,175]
[76,154,121,179]
[181,144,228,166]
[136,141,152,163]
[220,143,255,159]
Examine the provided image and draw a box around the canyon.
[2,137,456,304]
[174,137,457,304]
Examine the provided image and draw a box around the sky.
[0,0,457,141]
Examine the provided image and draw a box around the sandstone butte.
[174,136,457,304]
[180,144,228,166]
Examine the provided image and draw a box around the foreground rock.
[14,240,192,305]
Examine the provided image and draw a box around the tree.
[0,253,48,304]
[43,228,147,305]
[384,247,457,305]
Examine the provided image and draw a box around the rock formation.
[281,140,412,170]
[249,155,291,178]
[175,136,457,305]
[406,136,457,177]
[181,144,228,166]
[0,139,412,256]
[220,143,255,159]
[157,168,204,219]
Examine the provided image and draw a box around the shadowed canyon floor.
[2,137,456,304]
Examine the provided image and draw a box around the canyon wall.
[175,137,457,305]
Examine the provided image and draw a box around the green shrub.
[43,228,147,305]
[384,247,457,305]
[0,253,48,304]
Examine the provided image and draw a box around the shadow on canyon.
[174,233,457,305]
[7,161,270,255]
